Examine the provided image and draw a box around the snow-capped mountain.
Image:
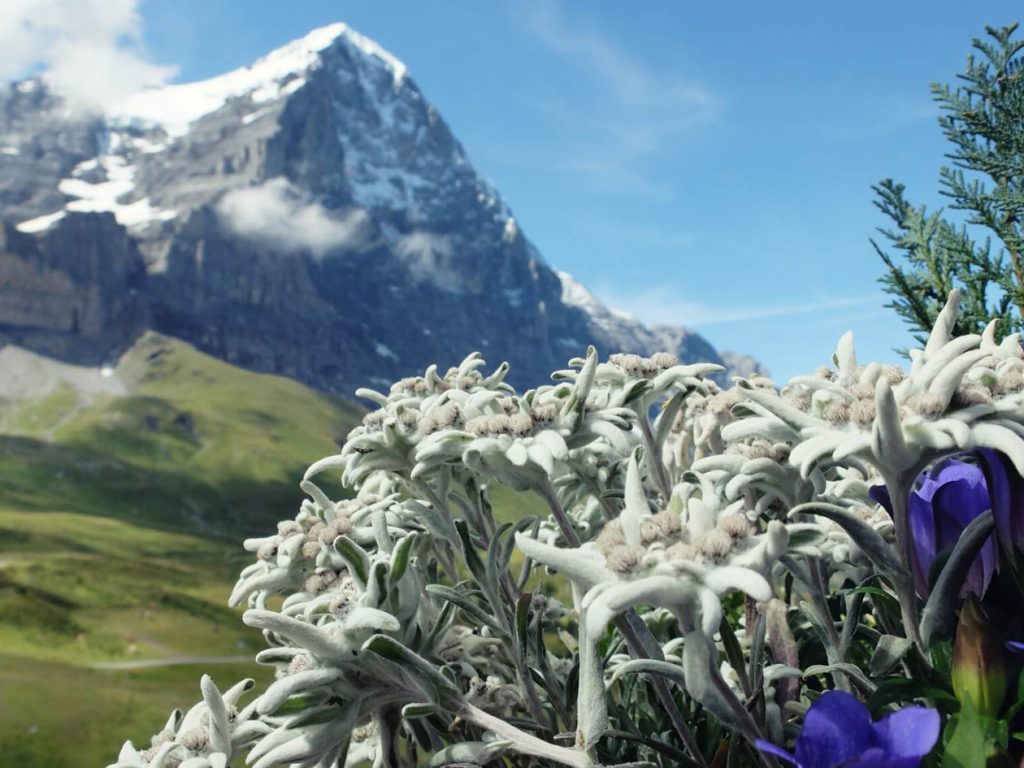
[0,23,752,395]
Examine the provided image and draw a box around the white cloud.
[217,178,370,257]
[0,0,175,113]
[593,283,885,327]
[394,230,463,290]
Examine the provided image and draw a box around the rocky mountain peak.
[0,23,759,396]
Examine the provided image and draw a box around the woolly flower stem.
[537,477,582,547]
[640,413,673,501]
[537,478,708,766]
[459,702,594,768]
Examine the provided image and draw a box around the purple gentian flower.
[976,448,1024,555]
[755,691,939,768]
[871,457,997,598]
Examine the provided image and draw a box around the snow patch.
[1,147,20,156]
[107,23,406,138]
[503,217,519,243]
[71,158,100,175]
[558,270,636,326]
[16,210,66,233]
[56,154,177,228]
[241,106,277,125]
[558,270,603,314]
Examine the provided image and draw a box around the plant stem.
[537,478,582,547]
[538,479,707,766]
[640,412,673,501]
[460,703,594,768]
[616,612,709,768]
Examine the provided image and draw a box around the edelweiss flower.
[108,676,261,768]
[515,454,787,747]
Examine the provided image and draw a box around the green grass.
[0,654,273,768]
[0,333,364,767]
[0,333,554,767]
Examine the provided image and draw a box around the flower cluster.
[111,291,1024,767]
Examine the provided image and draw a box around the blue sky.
[10,1,1023,380]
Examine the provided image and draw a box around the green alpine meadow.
[0,334,362,766]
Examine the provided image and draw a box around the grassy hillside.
[0,333,363,767]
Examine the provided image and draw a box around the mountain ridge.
[0,23,761,397]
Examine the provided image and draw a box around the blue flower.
[755,691,939,768]
[871,456,998,598]
[976,448,1024,556]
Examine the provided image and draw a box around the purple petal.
[907,491,937,597]
[754,739,798,765]
[931,476,989,542]
[844,757,928,768]
[873,706,940,758]
[794,691,875,768]
[843,747,896,768]
[930,459,984,488]
[1006,641,1024,654]
[930,477,996,596]
[914,473,941,503]
[978,448,1024,553]
[870,484,893,515]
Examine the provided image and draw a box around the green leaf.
[803,663,877,694]
[334,535,370,586]
[719,615,752,696]
[515,592,532,655]
[786,528,826,550]
[486,522,511,594]
[401,702,438,719]
[424,584,505,634]
[388,532,418,585]
[362,634,458,696]
[869,635,913,677]
[273,694,316,715]
[920,511,996,646]
[943,701,1008,768]
[455,519,488,586]
[286,705,342,727]
[931,640,955,681]
[867,676,957,712]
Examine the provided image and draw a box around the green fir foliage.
[875,23,1024,347]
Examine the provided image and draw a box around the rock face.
[0,24,752,394]
[0,214,146,362]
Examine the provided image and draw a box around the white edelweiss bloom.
[230,482,395,609]
[345,720,381,768]
[108,677,260,768]
[413,394,572,489]
[734,292,1024,486]
[514,454,786,749]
